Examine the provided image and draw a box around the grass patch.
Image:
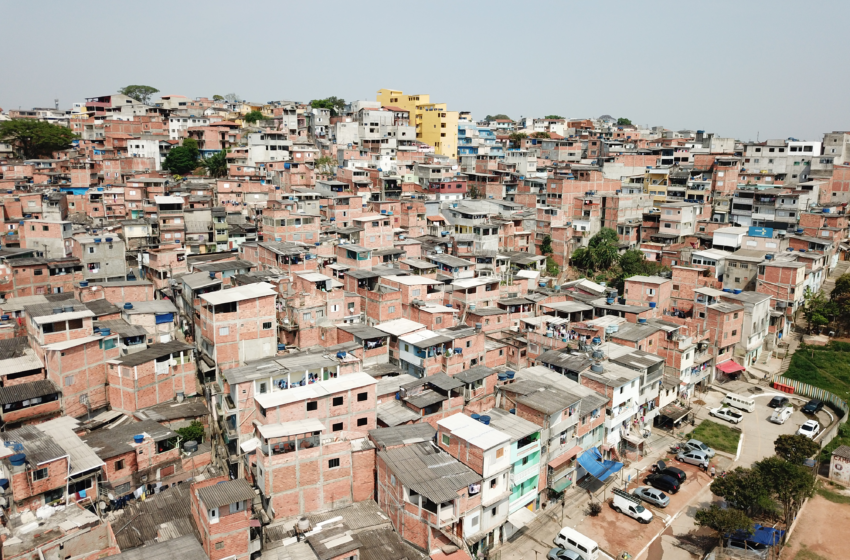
[783,342,850,399]
[794,547,831,560]
[690,420,741,455]
[817,481,850,505]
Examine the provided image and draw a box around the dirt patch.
[781,493,850,559]
[692,400,706,406]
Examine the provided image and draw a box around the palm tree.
[201,150,229,178]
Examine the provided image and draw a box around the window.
[262,322,272,330]
[328,458,340,469]
[32,467,47,482]
[114,459,125,470]
[215,542,224,550]
[357,392,368,402]
[466,340,471,348]
[332,422,343,432]
[732,330,737,336]
[209,507,220,523]
[442,433,451,445]
[388,306,395,313]
[306,401,318,411]
[496,447,505,459]
[734,312,739,319]
[332,396,343,407]
[34,269,43,276]
[303,312,312,321]
[259,382,267,394]
[490,478,497,489]
[435,316,442,324]
[357,417,368,427]
[219,326,229,336]
[229,500,245,514]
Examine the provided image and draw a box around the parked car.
[797,419,820,439]
[646,473,680,494]
[632,486,670,508]
[801,400,824,414]
[547,548,584,560]
[685,439,715,458]
[768,396,789,408]
[769,406,793,425]
[677,450,710,468]
[651,460,686,482]
[710,407,743,424]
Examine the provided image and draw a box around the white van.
[612,488,653,524]
[722,392,755,413]
[554,527,599,560]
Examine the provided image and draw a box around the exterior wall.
[107,352,195,412]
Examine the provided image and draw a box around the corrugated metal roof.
[108,535,207,560]
[94,319,148,337]
[0,347,43,377]
[0,337,33,360]
[112,484,197,549]
[133,398,209,423]
[200,282,277,305]
[0,379,58,405]
[193,259,256,273]
[376,400,419,427]
[122,300,178,314]
[369,424,436,449]
[35,417,105,476]
[114,340,194,368]
[197,478,256,509]
[256,418,325,439]
[377,442,480,503]
[32,309,94,325]
[0,425,67,465]
[82,419,176,459]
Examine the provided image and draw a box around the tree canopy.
[694,504,753,549]
[315,155,336,176]
[0,119,77,159]
[182,138,199,161]
[755,456,816,533]
[774,434,820,465]
[571,228,620,273]
[531,132,551,139]
[163,146,198,175]
[508,132,527,147]
[244,110,264,124]
[201,150,229,178]
[310,97,346,116]
[118,85,159,105]
[175,420,205,443]
[616,117,633,126]
[709,467,774,519]
[544,115,564,119]
[213,95,224,101]
[485,114,511,121]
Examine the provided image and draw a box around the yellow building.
[377,89,459,158]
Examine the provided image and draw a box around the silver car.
[632,486,670,508]
[685,439,716,458]
[677,449,710,468]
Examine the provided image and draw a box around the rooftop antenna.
[55,99,59,110]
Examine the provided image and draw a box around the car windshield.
[635,505,645,513]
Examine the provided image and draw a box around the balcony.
[160,221,183,231]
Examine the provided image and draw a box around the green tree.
[531,131,551,139]
[485,114,511,121]
[118,85,159,105]
[694,504,753,550]
[315,155,336,176]
[570,228,621,273]
[467,183,483,199]
[182,138,199,161]
[541,235,553,255]
[774,434,820,465]
[175,420,205,443]
[201,150,229,178]
[163,146,198,175]
[310,96,346,116]
[831,273,850,301]
[709,467,774,518]
[0,119,77,159]
[244,110,264,124]
[802,288,835,333]
[508,132,527,147]
[546,256,560,277]
[616,117,633,126]
[544,115,563,119]
[213,95,224,101]
[755,456,816,535]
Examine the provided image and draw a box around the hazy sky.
[3,0,849,142]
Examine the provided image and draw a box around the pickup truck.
[612,488,653,523]
[710,407,743,424]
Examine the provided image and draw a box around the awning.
[426,216,445,222]
[717,360,746,374]
[549,445,583,470]
[576,447,623,482]
[658,403,692,424]
[240,438,260,453]
[507,507,536,530]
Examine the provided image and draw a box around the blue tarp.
[155,313,174,324]
[577,447,623,482]
[729,524,784,546]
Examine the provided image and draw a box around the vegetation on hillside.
[0,120,77,159]
[569,228,668,292]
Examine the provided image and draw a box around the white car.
[769,406,793,425]
[797,420,820,439]
[710,407,743,424]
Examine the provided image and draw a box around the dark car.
[646,473,681,494]
[768,396,789,408]
[652,461,687,483]
[802,399,824,414]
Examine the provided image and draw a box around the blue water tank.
[734,289,742,294]
[637,318,647,324]
[123,303,133,310]
[80,281,89,287]
[94,238,101,243]
[278,344,286,351]
[506,371,515,379]
[336,351,347,359]
[479,415,491,425]
[105,237,113,242]
[284,163,291,169]
[133,435,144,444]
[498,373,509,381]
[9,454,26,467]
[471,413,481,421]
[606,298,615,304]
[100,328,111,336]
[649,302,657,308]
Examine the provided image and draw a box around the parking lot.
[692,385,834,467]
